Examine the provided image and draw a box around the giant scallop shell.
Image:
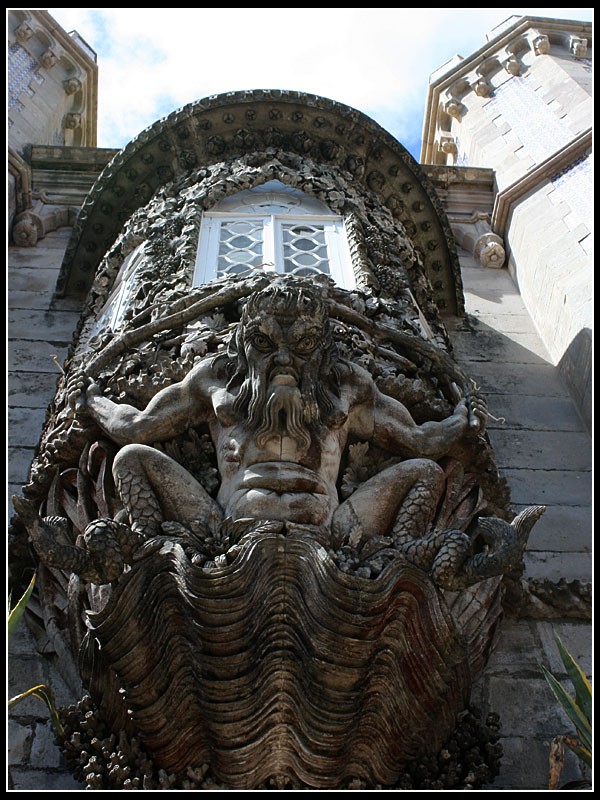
[80,527,495,789]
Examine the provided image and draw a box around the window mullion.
[194,217,221,284]
[264,216,277,273]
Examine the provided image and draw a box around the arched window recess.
[193,180,356,289]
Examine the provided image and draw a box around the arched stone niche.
[56,90,464,316]
[81,150,450,350]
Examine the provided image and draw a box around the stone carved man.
[74,280,487,556]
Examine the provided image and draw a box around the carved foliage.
[11,262,529,787]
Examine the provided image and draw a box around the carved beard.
[254,384,311,451]
[234,362,323,452]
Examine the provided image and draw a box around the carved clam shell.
[83,529,473,788]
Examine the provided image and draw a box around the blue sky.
[47,8,593,161]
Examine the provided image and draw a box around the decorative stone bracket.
[11,196,78,247]
[504,55,521,75]
[437,134,458,158]
[14,20,34,43]
[450,213,506,269]
[570,36,588,57]
[530,32,550,56]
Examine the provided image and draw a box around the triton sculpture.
[13,273,543,789]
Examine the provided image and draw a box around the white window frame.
[90,244,146,335]
[193,200,355,288]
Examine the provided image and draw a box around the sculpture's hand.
[451,382,488,434]
[67,372,102,416]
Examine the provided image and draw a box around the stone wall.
[503,155,592,430]
[446,246,591,789]
[421,16,592,435]
[8,10,98,157]
[8,80,591,786]
[8,199,591,793]
[8,227,86,789]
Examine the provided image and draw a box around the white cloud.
[47,7,593,159]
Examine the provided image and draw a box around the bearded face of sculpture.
[229,282,340,448]
[244,314,327,446]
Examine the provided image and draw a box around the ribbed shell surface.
[85,531,471,788]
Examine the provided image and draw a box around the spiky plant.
[8,573,64,737]
[540,630,591,789]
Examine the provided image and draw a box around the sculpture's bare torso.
[78,286,486,545]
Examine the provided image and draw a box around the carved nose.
[275,348,292,365]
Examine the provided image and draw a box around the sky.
[46,7,593,161]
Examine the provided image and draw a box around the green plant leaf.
[8,683,64,738]
[553,631,592,723]
[540,664,592,757]
[567,741,592,767]
[7,573,36,640]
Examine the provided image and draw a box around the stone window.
[193,180,355,288]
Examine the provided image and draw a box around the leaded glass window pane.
[216,219,264,277]
[281,223,330,276]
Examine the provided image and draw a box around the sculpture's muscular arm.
[77,360,215,446]
[349,364,486,459]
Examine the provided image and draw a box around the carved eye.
[294,336,319,354]
[250,333,274,352]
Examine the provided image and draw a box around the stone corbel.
[472,58,499,98]
[438,135,458,157]
[450,213,506,269]
[473,231,505,269]
[443,97,463,120]
[11,197,78,247]
[40,47,60,69]
[570,36,588,58]
[64,112,82,130]
[472,77,492,98]
[14,21,34,43]
[530,33,550,56]
[64,77,83,96]
[503,55,521,76]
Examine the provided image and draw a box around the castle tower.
[421,15,592,427]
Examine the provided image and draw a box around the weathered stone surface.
[8,309,81,341]
[8,720,32,765]
[484,394,588,432]
[8,657,47,717]
[450,328,552,363]
[486,676,575,735]
[489,429,592,471]
[489,735,584,790]
[8,372,61,409]
[10,769,84,790]
[537,620,592,676]
[523,551,592,583]
[8,448,37,486]
[520,504,591,552]
[481,620,542,673]
[8,407,49,447]
[29,722,63,769]
[8,340,70,374]
[85,534,474,787]
[501,468,591,507]
[460,361,571,397]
